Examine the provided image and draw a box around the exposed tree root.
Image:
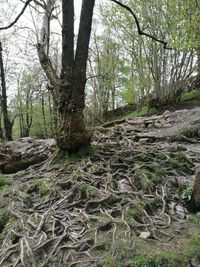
[0,124,198,266]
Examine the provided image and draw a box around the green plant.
[181,187,193,202]
[181,125,200,138]
[0,174,12,191]
[179,89,200,102]
[28,180,50,196]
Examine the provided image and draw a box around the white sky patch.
[0,0,104,100]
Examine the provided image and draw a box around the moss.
[179,89,200,102]
[137,150,154,162]
[54,144,96,164]
[28,179,50,196]
[181,125,200,138]
[75,183,100,199]
[124,202,147,224]
[167,152,193,173]
[140,173,154,190]
[0,174,12,191]
[108,106,158,121]
[126,106,158,120]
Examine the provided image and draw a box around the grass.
[27,179,50,196]
[0,174,12,191]
[108,106,158,121]
[179,89,200,103]
[181,125,200,138]
[99,217,200,267]
[53,144,96,164]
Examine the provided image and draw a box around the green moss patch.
[0,174,12,191]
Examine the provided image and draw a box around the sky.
[0,0,104,98]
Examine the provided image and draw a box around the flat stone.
[154,122,162,128]
[163,110,171,118]
[161,123,173,128]
[139,231,151,239]
[139,138,150,144]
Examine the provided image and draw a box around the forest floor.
[1,105,200,266]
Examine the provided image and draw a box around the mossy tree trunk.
[37,0,95,153]
[190,172,200,212]
[57,70,91,153]
[58,0,95,153]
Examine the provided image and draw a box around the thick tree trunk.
[57,0,95,153]
[37,0,95,153]
[0,41,13,141]
[57,71,91,153]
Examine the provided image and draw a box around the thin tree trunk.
[0,41,12,141]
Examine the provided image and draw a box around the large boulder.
[0,137,56,174]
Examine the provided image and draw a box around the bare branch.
[110,0,172,50]
[0,0,33,31]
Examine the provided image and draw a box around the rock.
[175,204,187,220]
[154,122,162,128]
[163,110,171,118]
[139,138,150,144]
[159,119,168,125]
[166,145,178,152]
[139,231,151,240]
[118,179,132,192]
[162,123,173,128]
[141,123,146,128]
[0,138,56,174]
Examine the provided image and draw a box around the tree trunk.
[37,0,95,153]
[0,41,13,141]
[57,71,91,153]
[190,171,200,212]
[57,0,95,153]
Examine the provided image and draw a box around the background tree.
[0,40,13,141]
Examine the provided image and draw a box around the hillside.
[1,106,200,266]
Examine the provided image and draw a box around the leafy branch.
[110,0,172,49]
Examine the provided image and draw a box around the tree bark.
[190,171,200,212]
[57,0,95,153]
[0,41,13,141]
[37,0,95,153]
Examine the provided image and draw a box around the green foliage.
[28,179,50,196]
[75,183,100,199]
[190,212,200,225]
[0,174,12,191]
[54,145,96,164]
[180,90,200,102]
[120,76,138,104]
[181,187,193,202]
[137,150,153,162]
[181,125,200,138]
[167,152,193,173]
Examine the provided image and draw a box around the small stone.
[163,110,171,118]
[175,204,186,220]
[118,179,132,192]
[166,145,178,152]
[139,231,151,239]
[154,122,162,128]
[162,123,172,128]
[139,138,150,144]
